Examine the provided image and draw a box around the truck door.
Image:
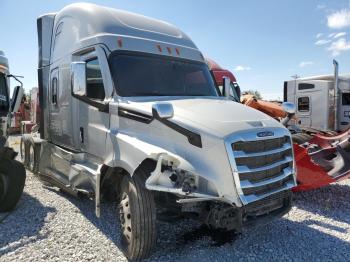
[0,73,9,117]
[72,46,111,159]
[296,95,311,127]
[340,92,350,131]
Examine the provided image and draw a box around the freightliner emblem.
[257,131,274,137]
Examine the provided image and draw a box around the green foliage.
[244,90,262,100]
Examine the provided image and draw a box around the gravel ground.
[1,137,350,261]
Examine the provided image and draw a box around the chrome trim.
[224,127,296,206]
[243,182,295,203]
[233,142,291,158]
[240,167,293,189]
[237,156,293,174]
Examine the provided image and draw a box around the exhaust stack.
[333,59,339,131]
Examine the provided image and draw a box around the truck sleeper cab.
[284,61,350,132]
[32,3,296,260]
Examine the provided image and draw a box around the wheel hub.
[119,192,132,243]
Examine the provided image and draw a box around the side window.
[86,59,105,100]
[51,77,58,105]
[298,96,309,112]
[342,93,350,105]
[217,85,223,95]
[298,83,314,90]
[229,82,241,102]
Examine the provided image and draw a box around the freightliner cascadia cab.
[33,3,296,260]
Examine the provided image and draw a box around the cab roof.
[294,74,350,82]
[52,2,197,49]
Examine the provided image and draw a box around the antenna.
[291,74,300,80]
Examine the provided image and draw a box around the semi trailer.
[0,50,26,212]
[207,58,350,191]
[22,3,296,260]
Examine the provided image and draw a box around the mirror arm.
[7,74,24,89]
[281,113,295,126]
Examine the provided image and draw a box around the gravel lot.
[1,137,350,261]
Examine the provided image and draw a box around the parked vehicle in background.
[207,57,350,191]
[22,3,296,260]
[20,87,39,134]
[0,50,26,212]
[284,60,350,132]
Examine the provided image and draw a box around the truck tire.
[20,137,25,162]
[118,167,157,261]
[0,159,26,212]
[25,139,40,174]
[28,142,35,172]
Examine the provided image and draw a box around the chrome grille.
[225,129,296,205]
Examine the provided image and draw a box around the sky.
[1,0,350,100]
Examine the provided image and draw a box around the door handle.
[80,127,84,143]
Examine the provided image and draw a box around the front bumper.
[206,190,292,231]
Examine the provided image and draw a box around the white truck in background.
[284,60,350,133]
[23,3,296,260]
[0,50,26,212]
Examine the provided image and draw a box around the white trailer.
[24,3,296,260]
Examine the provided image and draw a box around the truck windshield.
[0,74,9,114]
[109,54,218,97]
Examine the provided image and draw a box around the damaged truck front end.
[31,3,296,260]
[139,124,295,232]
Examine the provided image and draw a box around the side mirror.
[281,102,296,126]
[222,77,231,98]
[282,102,296,115]
[71,62,86,96]
[11,85,24,113]
[233,82,241,100]
[152,102,174,119]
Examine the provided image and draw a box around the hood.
[118,97,284,137]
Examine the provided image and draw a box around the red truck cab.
[206,58,241,101]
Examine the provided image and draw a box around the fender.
[104,131,197,176]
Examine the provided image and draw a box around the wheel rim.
[119,192,132,245]
[29,146,35,171]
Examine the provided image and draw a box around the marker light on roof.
[117,38,123,48]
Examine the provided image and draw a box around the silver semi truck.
[0,50,25,212]
[27,3,296,260]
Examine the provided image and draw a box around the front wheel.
[118,169,157,261]
[0,159,26,212]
